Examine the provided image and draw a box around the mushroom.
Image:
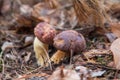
[34,22,56,67]
[51,30,86,64]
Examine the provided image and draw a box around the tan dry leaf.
[24,52,32,62]
[84,49,110,59]
[111,22,120,38]
[73,0,108,27]
[45,0,60,9]
[105,33,116,42]
[1,0,12,14]
[110,38,120,69]
[110,3,120,19]
[1,41,14,51]
[48,67,80,80]
[111,3,120,12]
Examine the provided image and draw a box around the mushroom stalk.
[34,37,48,66]
[51,50,69,64]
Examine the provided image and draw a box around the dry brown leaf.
[111,22,120,38]
[111,3,120,13]
[20,5,33,17]
[1,0,12,14]
[110,3,120,19]
[73,0,109,27]
[45,0,60,8]
[48,67,80,80]
[75,66,90,78]
[84,49,111,59]
[24,52,32,62]
[20,0,38,6]
[1,41,14,51]
[5,54,16,60]
[105,33,116,42]
[110,38,120,69]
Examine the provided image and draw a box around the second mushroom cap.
[54,30,86,53]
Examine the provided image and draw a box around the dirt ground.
[0,0,120,80]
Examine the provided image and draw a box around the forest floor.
[0,0,120,80]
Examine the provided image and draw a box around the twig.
[0,58,5,75]
[70,49,73,65]
[0,51,5,75]
[26,66,42,75]
[15,73,49,80]
[42,47,53,70]
[15,0,22,6]
[85,62,120,71]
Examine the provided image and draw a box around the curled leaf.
[1,41,14,51]
[111,22,120,38]
[48,67,80,80]
[110,38,120,69]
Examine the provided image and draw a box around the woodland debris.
[111,22,120,38]
[48,67,80,80]
[73,0,109,28]
[1,41,14,51]
[24,36,34,46]
[110,38,120,69]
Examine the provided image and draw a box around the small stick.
[70,49,73,65]
[42,46,52,70]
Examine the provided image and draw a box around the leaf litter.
[0,0,120,80]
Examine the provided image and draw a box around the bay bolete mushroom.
[51,30,86,64]
[34,22,56,67]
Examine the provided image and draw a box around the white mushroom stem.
[34,37,52,69]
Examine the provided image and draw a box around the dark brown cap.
[54,30,86,53]
[34,22,56,44]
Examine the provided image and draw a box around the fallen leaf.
[48,67,80,80]
[75,66,90,79]
[111,22,120,38]
[110,38,120,69]
[1,41,14,51]
[105,33,116,42]
[1,0,12,14]
[20,4,33,17]
[24,36,34,46]
[84,49,111,59]
[24,52,32,63]
[110,3,120,19]
[5,54,16,60]
[91,70,106,77]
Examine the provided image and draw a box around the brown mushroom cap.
[54,30,86,53]
[34,22,56,44]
